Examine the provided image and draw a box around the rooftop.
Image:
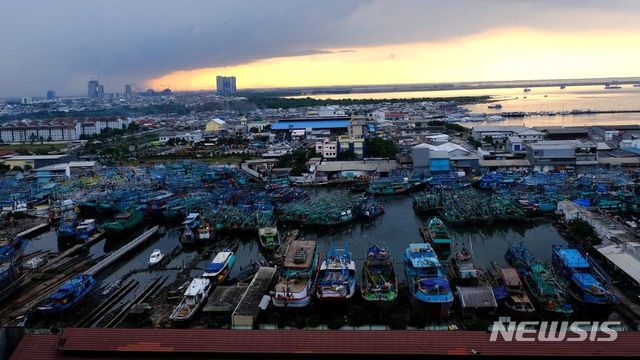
[11,328,640,359]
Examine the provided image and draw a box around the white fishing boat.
[149,249,164,266]
[202,250,235,283]
[169,278,211,322]
[272,240,319,308]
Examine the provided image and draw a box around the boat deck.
[284,240,316,269]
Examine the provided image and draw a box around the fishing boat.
[403,243,454,319]
[604,82,621,89]
[560,84,566,89]
[149,249,164,267]
[524,262,573,320]
[102,209,144,236]
[361,245,397,304]
[316,243,357,302]
[489,263,536,319]
[180,213,212,244]
[38,274,96,313]
[487,103,502,109]
[523,88,531,92]
[366,177,428,195]
[272,240,319,308]
[0,235,29,263]
[75,219,97,242]
[258,226,280,251]
[451,247,480,286]
[57,211,78,240]
[419,217,452,257]
[505,241,531,272]
[169,277,211,322]
[141,192,174,218]
[203,250,236,283]
[356,199,385,219]
[0,262,27,303]
[551,246,617,315]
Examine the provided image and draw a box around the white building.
[315,139,338,159]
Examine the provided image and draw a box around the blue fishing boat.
[551,246,617,315]
[202,250,235,283]
[403,243,453,319]
[316,243,357,302]
[57,211,78,240]
[75,219,97,242]
[38,274,96,313]
[0,235,29,263]
[356,199,385,220]
[505,241,531,272]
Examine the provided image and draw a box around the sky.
[2,0,640,97]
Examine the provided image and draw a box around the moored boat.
[180,213,212,244]
[0,235,29,263]
[403,243,453,319]
[451,247,480,286]
[149,249,164,267]
[203,250,236,283]
[102,209,144,236]
[258,226,281,251]
[169,277,211,322]
[316,243,356,302]
[419,217,452,257]
[272,240,319,308]
[551,246,617,315]
[57,211,78,240]
[524,262,573,320]
[75,219,97,242]
[361,245,397,304]
[38,274,96,313]
[489,262,536,319]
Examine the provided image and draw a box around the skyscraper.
[216,76,237,93]
[46,90,56,100]
[125,84,133,98]
[88,80,100,98]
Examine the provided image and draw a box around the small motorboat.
[149,249,164,267]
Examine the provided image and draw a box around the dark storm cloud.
[1,0,639,96]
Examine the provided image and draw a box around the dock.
[85,226,159,276]
[16,223,49,239]
[232,266,277,328]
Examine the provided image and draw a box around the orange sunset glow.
[148,29,640,91]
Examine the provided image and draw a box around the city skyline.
[3,0,640,97]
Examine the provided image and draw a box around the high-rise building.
[216,76,237,93]
[97,84,104,98]
[125,84,133,98]
[46,90,56,100]
[88,80,100,98]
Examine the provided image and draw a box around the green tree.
[364,138,397,159]
[568,219,601,245]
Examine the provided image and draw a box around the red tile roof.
[10,328,640,359]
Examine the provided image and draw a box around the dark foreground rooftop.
[10,328,640,359]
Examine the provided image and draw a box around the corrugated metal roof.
[11,329,640,358]
[272,120,349,130]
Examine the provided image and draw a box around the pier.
[232,266,277,328]
[16,223,49,239]
[85,226,159,276]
